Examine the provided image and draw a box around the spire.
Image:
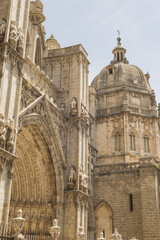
[111,34,128,64]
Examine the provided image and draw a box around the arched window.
[130,133,136,151]
[115,132,121,151]
[35,38,42,68]
[144,135,149,153]
[95,202,112,240]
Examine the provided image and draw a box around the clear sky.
[41,0,160,103]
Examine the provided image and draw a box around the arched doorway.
[9,119,64,237]
[95,202,112,240]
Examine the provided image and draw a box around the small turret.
[46,34,61,50]
[112,33,128,64]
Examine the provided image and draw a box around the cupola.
[111,37,128,64]
[46,34,61,50]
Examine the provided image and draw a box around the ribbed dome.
[91,62,151,92]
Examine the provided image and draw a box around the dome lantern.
[111,37,128,64]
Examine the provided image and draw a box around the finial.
[117,30,121,47]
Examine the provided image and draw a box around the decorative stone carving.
[68,166,76,183]
[9,21,17,49]
[70,97,78,117]
[38,212,45,234]
[46,212,52,234]
[23,212,29,234]
[81,105,88,118]
[0,18,6,42]
[0,115,6,148]
[31,211,37,234]
[17,28,24,55]
[77,226,85,240]
[79,167,88,188]
[12,209,25,239]
[67,166,76,190]
[97,232,106,240]
[50,219,60,240]
[6,126,14,153]
[60,103,65,113]
[111,229,122,240]
[8,210,14,235]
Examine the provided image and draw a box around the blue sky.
[41,0,160,103]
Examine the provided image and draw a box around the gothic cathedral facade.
[0,1,160,240]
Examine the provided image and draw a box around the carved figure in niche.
[0,115,6,147]
[46,212,52,234]
[60,103,65,113]
[8,210,14,235]
[79,166,88,188]
[0,19,6,42]
[9,21,17,48]
[70,97,78,117]
[31,212,37,234]
[39,103,45,115]
[68,166,76,184]
[9,21,17,40]
[23,212,29,234]
[17,28,24,55]
[81,105,88,118]
[38,212,45,234]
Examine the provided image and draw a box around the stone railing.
[48,44,88,58]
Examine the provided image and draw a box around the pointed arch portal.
[9,114,64,236]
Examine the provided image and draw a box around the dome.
[91,37,151,93]
[46,34,61,50]
[91,62,151,92]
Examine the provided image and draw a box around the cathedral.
[0,1,160,240]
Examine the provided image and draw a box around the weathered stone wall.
[93,164,142,240]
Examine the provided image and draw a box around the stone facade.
[0,1,160,240]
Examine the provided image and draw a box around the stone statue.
[10,21,17,40]
[23,212,29,234]
[0,115,6,147]
[38,212,45,234]
[111,229,122,240]
[46,213,52,234]
[79,167,88,188]
[31,212,37,234]
[8,210,14,235]
[70,97,78,117]
[17,28,24,48]
[17,28,24,55]
[9,21,17,48]
[68,166,76,184]
[0,19,6,41]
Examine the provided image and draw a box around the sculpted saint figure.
[68,166,76,184]
[23,212,29,234]
[8,210,14,234]
[0,19,6,37]
[31,212,37,234]
[10,21,17,40]
[38,212,45,234]
[17,28,24,48]
[70,97,77,117]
